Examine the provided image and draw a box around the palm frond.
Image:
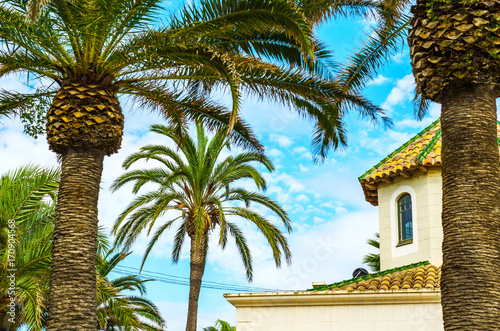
[340,17,410,92]
[413,88,431,120]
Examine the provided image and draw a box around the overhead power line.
[110,264,283,292]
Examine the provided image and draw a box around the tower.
[359,119,444,270]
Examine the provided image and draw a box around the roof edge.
[224,289,441,307]
[307,260,431,292]
[359,118,441,181]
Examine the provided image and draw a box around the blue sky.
[0,3,447,330]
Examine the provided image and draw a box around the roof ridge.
[307,260,431,292]
[359,118,441,180]
[417,128,441,162]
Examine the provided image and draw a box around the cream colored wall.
[378,168,443,270]
[226,291,443,331]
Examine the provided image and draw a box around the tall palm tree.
[362,232,379,272]
[111,123,292,331]
[408,2,500,327]
[0,1,389,329]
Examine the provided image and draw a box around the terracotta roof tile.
[308,261,441,292]
[359,118,500,206]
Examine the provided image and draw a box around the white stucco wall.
[378,168,443,270]
[226,290,443,331]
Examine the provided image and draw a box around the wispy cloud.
[366,74,390,86]
[392,49,409,63]
[269,133,293,148]
[299,164,309,173]
[381,74,415,113]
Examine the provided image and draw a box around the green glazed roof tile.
[307,261,440,292]
[359,118,500,206]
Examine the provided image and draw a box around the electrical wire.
[110,264,283,292]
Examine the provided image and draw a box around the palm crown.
[112,123,292,279]
[0,0,389,158]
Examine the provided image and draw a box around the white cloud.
[206,210,378,291]
[313,216,324,224]
[267,148,283,158]
[335,206,348,214]
[396,102,441,129]
[381,74,415,113]
[296,194,309,202]
[0,120,57,174]
[299,164,309,173]
[292,146,312,160]
[278,173,305,193]
[269,133,293,148]
[321,201,336,209]
[392,49,409,63]
[366,74,390,86]
[429,103,441,118]
[359,129,413,157]
[292,146,307,154]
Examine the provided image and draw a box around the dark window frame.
[397,193,413,246]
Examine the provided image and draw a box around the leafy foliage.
[111,122,293,329]
[203,319,236,331]
[96,241,165,331]
[0,0,390,160]
[18,94,51,139]
[0,165,59,330]
[0,165,164,331]
[362,232,380,272]
[112,122,292,280]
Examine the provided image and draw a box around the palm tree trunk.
[47,149,104,331]
[441,83,500,330]
[186,237,206,331]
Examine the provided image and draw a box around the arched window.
[398,193,413,243]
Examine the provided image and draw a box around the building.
[225,118,466,331]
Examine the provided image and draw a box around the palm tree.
[362,232,379,272]
[0,1,389,329]
[111,123,292,331]
[407,3,500,326]
[203,319,235,331]
[0,165,59,331]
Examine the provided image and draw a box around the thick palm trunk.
[186,237,206,331]
[46,149,104,330]
[441,84,500,330]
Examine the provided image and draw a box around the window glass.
[398,193,413,242]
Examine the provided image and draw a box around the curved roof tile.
[359,118,500,205]
[309,261,441,293]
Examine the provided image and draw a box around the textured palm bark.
[441,84,500,330]
[185,236,206,331]
[46,150,104,330]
